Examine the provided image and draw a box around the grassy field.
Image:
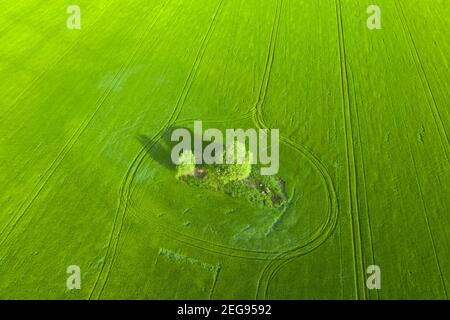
[0,0,449,299]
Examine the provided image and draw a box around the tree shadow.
[137,126,195,171]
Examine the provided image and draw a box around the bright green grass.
[0,0,449,299]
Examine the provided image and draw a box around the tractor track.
[0,0,167,252]
[89,0,226,299]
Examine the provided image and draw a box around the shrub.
[220,140,252,184]
[176,150,196,178]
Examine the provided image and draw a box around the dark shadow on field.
[138,135,174,170]
[138,126,195,171]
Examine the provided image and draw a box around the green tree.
[220,140,252,184]
[176,150,195,178]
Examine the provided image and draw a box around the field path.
[0,0,448,299]
[0,1,170,250]
[89,0,226,299]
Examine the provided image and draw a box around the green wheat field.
[0,0,449,299]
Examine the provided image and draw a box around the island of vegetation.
[176,141,287,209]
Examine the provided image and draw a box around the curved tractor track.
[89,0,226,299]
[91,0,338,299]
[252,0,338,298]
[0,0,166,257]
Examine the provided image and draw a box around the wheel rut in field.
[394,0,450,164]
[89,0,226,299]
[0,0,165,254]
[255,0,339,298]
[93,0,338,298]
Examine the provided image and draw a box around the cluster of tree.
[176,140,252,184]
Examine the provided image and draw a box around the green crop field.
[0,0,449,300]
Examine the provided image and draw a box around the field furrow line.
[334,0,365,300]
[126,0,226,203]
[349,65,378,299]
[0,1,168,252]
[151,217,278,259]
[394,0,450,164]
[253,0,339,298]
[0,62,125,249]
[391,93,449,299]
[256,137,339,298]
[89,0,226,299]
[253,0,282,129]
[409,148,448,298]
